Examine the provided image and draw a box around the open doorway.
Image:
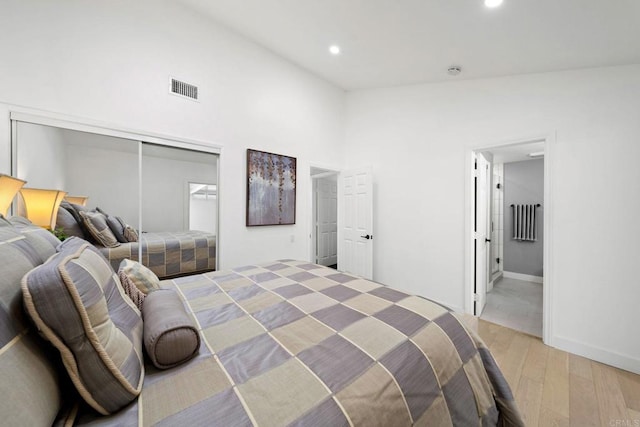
[310,167,338,268]
[468,138,550,340]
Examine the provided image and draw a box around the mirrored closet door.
[12,119,219,272]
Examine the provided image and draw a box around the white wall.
[0,0,345,268]
[62,130,140,225]
[345,64,640,373]
[15,122,66,189]
[190,196,217,235]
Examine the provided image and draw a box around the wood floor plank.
[521,337,549,383]
[569,373,600,426]
[500,333,531,388]
[539,407,570,427]
[487,322,516,368]
[516,377,543,427]
[616,369,640,412]
[477,320,498,348]
[476,320,640,425]
[541,347,570,419]
[592,361,629,426]
[568,353,593,381]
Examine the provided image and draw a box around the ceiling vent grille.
[170,77,198,101]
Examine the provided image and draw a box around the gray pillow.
[60,202,94,242]
[56,207,85,238]
[143,289,200,370]
[22,237,144,415]
[106,215,128,243]
[9,216,59,261]
[80,211,120,248]
[0,216,62,426]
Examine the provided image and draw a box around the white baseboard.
[488,271,503,292]
[551,335,640,375]
[503,271,543,284]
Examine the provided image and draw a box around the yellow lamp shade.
[18,188,67,230]
[0,174,27,216]
[64,196,89,206]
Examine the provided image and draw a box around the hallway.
[481,276,542,337]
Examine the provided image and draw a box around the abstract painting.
[246,149,296,226]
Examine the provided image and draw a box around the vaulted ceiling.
[179,0,640,90]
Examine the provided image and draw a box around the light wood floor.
[473,318,640,426]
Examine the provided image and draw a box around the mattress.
[98,230,216,279]
[74,260,524,426]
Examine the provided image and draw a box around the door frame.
[464,133,554,344]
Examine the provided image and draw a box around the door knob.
[485,238,491,242]
[360,234,372,240]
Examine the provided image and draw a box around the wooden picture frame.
[246,149,297,226]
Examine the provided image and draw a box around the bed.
[56,202,217,279]
[71,259,524,426]
[97,230,217,279]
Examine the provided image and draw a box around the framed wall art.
[246,149,296,226]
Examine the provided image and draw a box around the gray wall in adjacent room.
[504,159,544,277]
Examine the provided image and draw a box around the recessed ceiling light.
[329,45,341,55]
[484,0,503,8]
[447,66,462,76]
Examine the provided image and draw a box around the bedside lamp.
[18,188,67,230]
[0,174,27,216]
[64,196,89,206]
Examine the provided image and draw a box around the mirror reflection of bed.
[14,121,219,278]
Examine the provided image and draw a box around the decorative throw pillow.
[55,207,85,239]
[59,201,84,224]
[60,202,94,242]
[118,258,161,295]
[123,225,138,243]
[0,216,63,426]
[8,216,60,260]
[21,237,144,415]
[95,207,109,216]
[79,211,120,248]
[143,289,200,369]
[105,215,128,243]
[118,270,146,311]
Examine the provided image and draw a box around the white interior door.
[338,168,373,279]
[475,153,490,315]
[316,178,337,266]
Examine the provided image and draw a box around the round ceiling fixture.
[447,66,462,76]
[484,0,503,8]
[329,45,341,55]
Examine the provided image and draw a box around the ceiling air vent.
[169,77,199,101]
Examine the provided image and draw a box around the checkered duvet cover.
[98,230,216,279]
[74,260,524,426]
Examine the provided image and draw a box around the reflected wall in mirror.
[141,143,218,235]
[189,183,217,234]
[16,122,140,226]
